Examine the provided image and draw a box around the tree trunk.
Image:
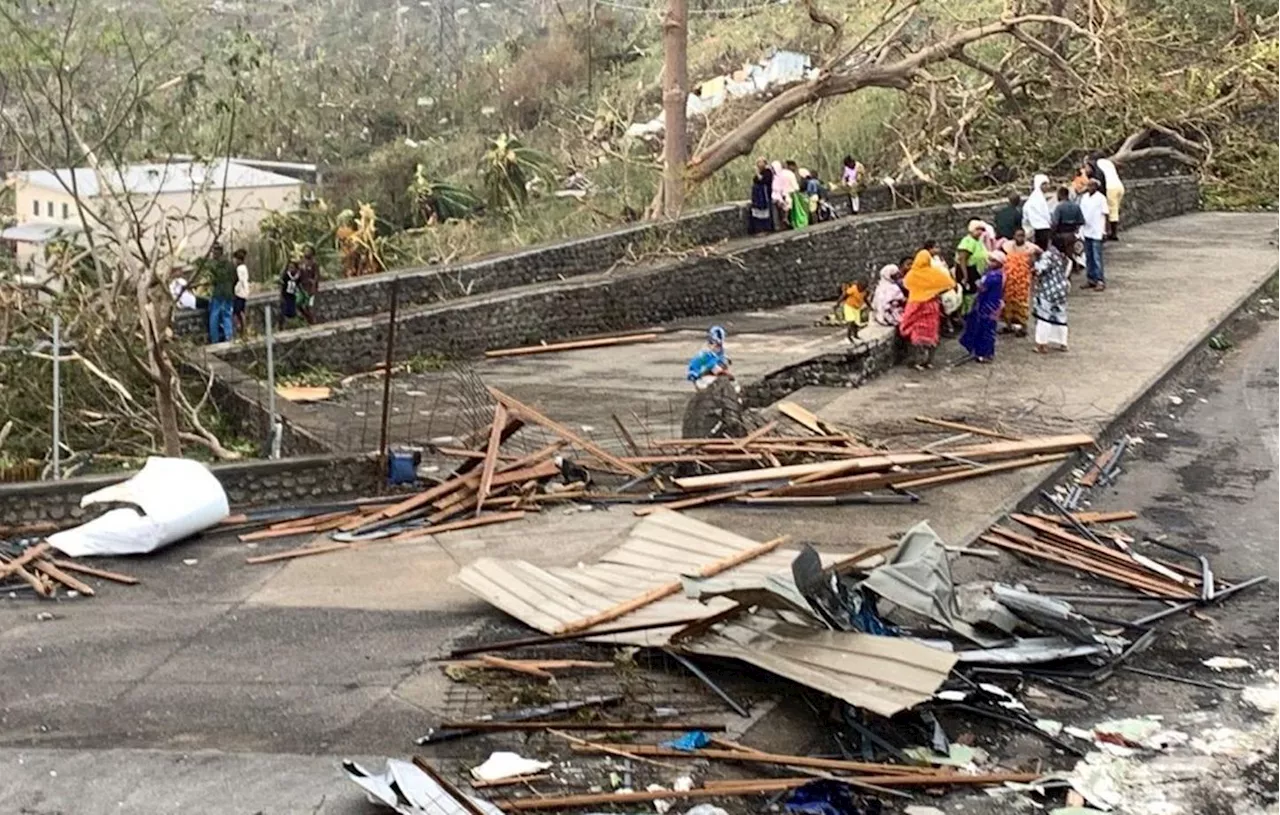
[139,285,183,457]
[657,0,688,218]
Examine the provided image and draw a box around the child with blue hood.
[686,325,731,388]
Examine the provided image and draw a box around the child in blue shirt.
[686,325,730,388]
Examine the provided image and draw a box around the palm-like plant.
[408,164,481,224]
[480,134,556,213]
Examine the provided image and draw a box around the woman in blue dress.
[960,251,1005,363]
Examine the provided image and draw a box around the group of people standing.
[870,155,1124,370]
[170,244,321,343]
[749,155,864,234]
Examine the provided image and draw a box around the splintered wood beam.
[488,387,645,477]
[484,333,660,358]
[554,534,789,634]
[915,415,1021,440]
[475,403,509,515]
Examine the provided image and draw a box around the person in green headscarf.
[784,161,810,229]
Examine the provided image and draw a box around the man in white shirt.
[232,248,251,335]
[1079,178,1109,291]
[1092,153,1124,241]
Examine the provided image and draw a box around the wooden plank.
[0,543,49,579]
[245,542,351,564]
[238,525,322,543]
[7,563,52,597]
[632,490,749,520]
[475,403,509,515]
[676,452,941,491]
[889,454,1068,490]
[649,434,859,447]
[611,413,643,457]
[1030,509,1139,526]
[620,454,762,464]
[734,420,778,449]
[489,387,645,477]
[915,415,1021,440]
[763,467,967,498]
[276,385,332,402]
[388,510,527,543]
[48,559,139,585]
[1079,446,1116,488]
[444,659,614,671]
[266,510,350,533]
[31,560,95,595]
[495,772,1041,810]
[567,744,937,774]
[982,528,1195,598]
[411,757,488,815]
[477,654,554,679]
[777,401,825,434]
[555,535,788,634]
[433,460,560,511]
[450,413,526,478]
[484,333,660,358]
[444,721,729,732]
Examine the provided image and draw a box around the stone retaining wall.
[215,176,1198,375]
[176,181,938,338]
[0,453,382,528]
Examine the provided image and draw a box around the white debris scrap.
[1202,656,1251,671]
[470,752,552,782]
[47,457,230,557]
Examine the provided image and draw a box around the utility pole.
[51,315,60,479]
[660,0,689,217]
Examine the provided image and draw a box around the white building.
[2,159,304,283]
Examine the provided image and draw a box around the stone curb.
[955,263,1280,549]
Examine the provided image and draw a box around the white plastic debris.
[1169,396,1183,406]
[1202,656,1251,672]
[345,758,504,815]
[647,783,672,814]
[682,806,729,815]
[1242,683,1280,713]
[1036,719,1064,737]
[672,776,693,792]
[905,807,947,815]
[47,457,229,557]
[470,752,552,782]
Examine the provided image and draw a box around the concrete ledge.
[979,266,1280,547]
[0,453,383,527]
[210,176,1198,377]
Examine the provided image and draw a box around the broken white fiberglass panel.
[343,759,502,815]
[46,457,230,557]
[452,509,845,647]
[684,615,958,717]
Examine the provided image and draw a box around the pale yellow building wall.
[7,177,301,274]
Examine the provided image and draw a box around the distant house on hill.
[2,159,303,284]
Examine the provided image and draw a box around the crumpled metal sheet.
[993,584,1125,653]
[860,522,1002,646]
[952,637,1110,665]
[684,614,957,717]
[343,759,503,815]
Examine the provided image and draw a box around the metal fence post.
[51,314,60,480]
[264,305,281,459]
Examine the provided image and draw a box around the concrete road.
[0,213,1275,814]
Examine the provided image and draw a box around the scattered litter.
[183,559,198,566]
[1168,396,1183,406]
[661,731,711,752]
[1202,656,1251,671]
[35,611,54,622]
[344,758,502,815]
[1036,719,1064,737]
[1242,683,1280,712]
[470,752,553,783]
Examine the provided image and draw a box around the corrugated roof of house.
[11,160,302,198]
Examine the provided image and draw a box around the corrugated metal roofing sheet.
[686,616,958,717]
[453,509,841,647]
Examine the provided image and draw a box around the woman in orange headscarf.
[898,241,955,370]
